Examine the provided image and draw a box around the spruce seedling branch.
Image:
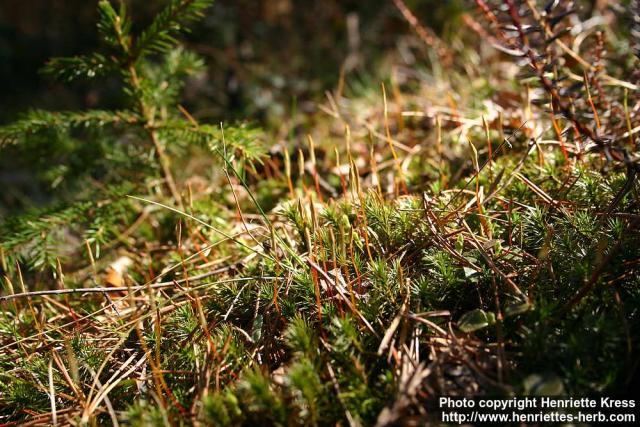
[94,0,217,206]
[0,0,270,271]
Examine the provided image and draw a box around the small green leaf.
[463,266,477,278]
[455,234,464,254]
[523,373,565,396]
[251,315,263,343]
[458,309,490,332]
[505,301,531,318]
[486,311,496,325]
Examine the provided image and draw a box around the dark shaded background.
[0,0,464,214]
[0,0,463,123]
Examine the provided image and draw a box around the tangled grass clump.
[1,0,639,425]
